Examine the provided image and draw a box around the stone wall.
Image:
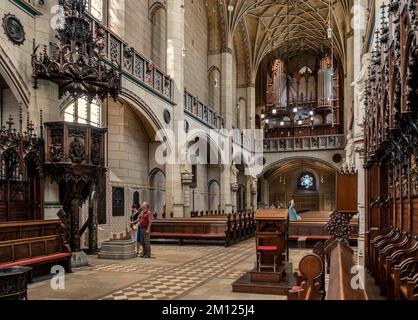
[184,0,209,104]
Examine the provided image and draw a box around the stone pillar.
[246,84,258,211]
[219,50,234,213]
[344,31,355,134]
[165,0,185,217]
[246,85,256,131]
[353,0,369,267]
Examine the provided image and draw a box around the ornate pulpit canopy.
[31,0,121,102]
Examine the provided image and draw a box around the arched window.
[86,0,108,24]
[208,180,220,212]
[149,168,166,216]
[150,4,167,71]
[208,67,221,114]
[64,98,103,128]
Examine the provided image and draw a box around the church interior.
[0,0,417,302]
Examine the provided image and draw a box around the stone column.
[165,0,185,217]
[219,49,234,213]
[353,0,369,267]
[245,84,257,210]
[246,85,256,131]
[344,31,355,134]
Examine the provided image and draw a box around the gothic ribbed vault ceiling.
[208,0,351,83]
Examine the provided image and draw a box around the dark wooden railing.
[88,15,174,102]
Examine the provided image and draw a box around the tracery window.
[298,172,316,191]
[64,98,103,128]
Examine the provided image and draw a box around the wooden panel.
[327,241,367,300]
[0,220,61,242]
[413,198,418,234]
[255,209,288,220]
[0,246,13,263]
[31,241,46,257]
[402,199,410,231]
[14,243,30,261]
[336,173,358,213]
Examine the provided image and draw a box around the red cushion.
[151,232,224,238]
[291,286,302,291]
[0,253,71,269]
[257,246,278,251]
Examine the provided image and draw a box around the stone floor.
[28,239,384,300]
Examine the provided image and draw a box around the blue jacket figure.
[288,199,302,221]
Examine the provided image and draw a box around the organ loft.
[0,0,417,303]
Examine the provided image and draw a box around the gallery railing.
[184,90,225,130]
[88,15,174,102]
[264,134,345,152]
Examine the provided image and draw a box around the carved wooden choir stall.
[289,211,368,300]
[364,1,418,300]
[0,111,72,291]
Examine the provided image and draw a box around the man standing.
[139,202,152,258]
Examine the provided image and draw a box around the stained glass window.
[298,173,316,191]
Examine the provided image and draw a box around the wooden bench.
[0,220,63,242]
[151,211,256,246]
[0,220,71,281]
[151,219,229,246]
[289,212,359,241]
[0,235,71,281]
[326,240,368,300]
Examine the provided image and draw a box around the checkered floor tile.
[217,269,249,280]
[100,241,254,300]
[80,263,171,274]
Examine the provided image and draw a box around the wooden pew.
[289,211,359,241]
[326,240,368,300]
[0,220,63,242]
[288,242,326,300]
[0,220,72,281]
[151,210,255,246]
[151,218,229,246]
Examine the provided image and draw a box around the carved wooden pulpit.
[44,122,107,253]
[255,209,289,273]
